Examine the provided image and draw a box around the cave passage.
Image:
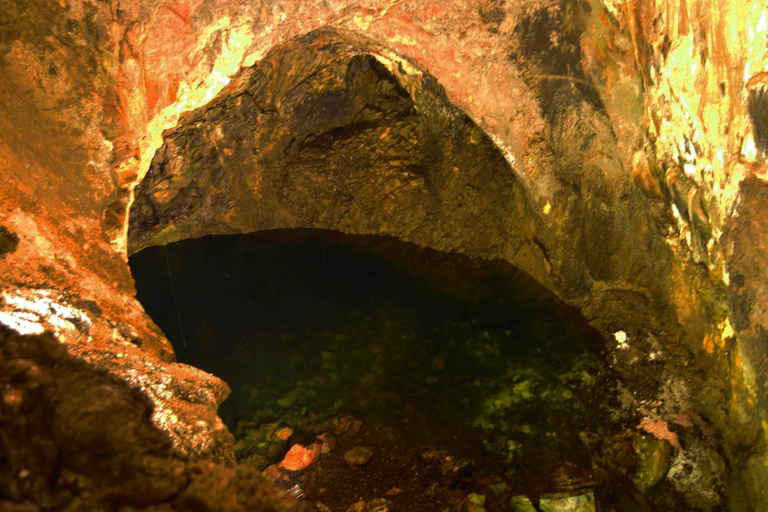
[129,229,636,511]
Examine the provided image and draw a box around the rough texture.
[128,33,538,268]
[1,0,768,510]
[0,325,312,511]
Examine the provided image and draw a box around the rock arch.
[126,29,543,280]
[2,0,768,509]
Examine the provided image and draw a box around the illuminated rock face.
[2,0,768,509]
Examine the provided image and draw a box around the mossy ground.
[222,303,630,508]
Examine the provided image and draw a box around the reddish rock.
[276,426,294,441]
[1,0,768,509]
[280,443,321,471]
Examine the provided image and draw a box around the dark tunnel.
[127,229,651,510]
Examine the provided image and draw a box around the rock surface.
[1,0,768,510]
[0,325,311,511]
[344,446,374,466]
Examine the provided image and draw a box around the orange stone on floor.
[279,443,320,471]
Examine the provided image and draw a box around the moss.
[224,306,626,474]
[634,434,672,492]
[233,423,292,470]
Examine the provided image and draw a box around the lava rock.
[0,325,312,511]
[344,446,374,466]
[539,493,595,512]
[347,498,396,512]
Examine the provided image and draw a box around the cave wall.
[1,0,768,510]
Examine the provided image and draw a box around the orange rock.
[279,443,320,471]
[638,417,681,450]
[275,426,294,441]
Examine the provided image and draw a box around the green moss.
[634,434,672,491]
[233,423,292,469]
[224,307,627,472]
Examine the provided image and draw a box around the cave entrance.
[129,229,631,511]
[121,27,668,511]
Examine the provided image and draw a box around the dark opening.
[129,229,636,511]
[123,29,676,511]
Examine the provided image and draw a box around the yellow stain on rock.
[720,318,735,342]
[703,335,715,354]
[763,420,768,445]
[350,14,373,32]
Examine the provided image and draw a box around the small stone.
[467,493,487,512]
[275,426,293,441]
[488,482,509,496]
[539,493,595,512]
[347,500,366,512]
[316,433,335,453]
[510,495,538,512]
[286,483,304,499]
[634,433,672,491]
[336,416,355,434]
[366,498,396,512]
[280,443,320,471]
[344,446,373,466]
[347,498,396,512]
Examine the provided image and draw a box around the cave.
[3,1,768,511]
[129,229,630,510]
[118,33,703,510]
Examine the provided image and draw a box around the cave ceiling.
[2,0,768,510]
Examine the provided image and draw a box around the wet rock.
[316,433,336,454]
[346,498,396,512]
[0,325,309,511]
[488,482,510,496]
[336,416,363,436]
[3,0,768,509]
[344,446,374,466]
[421,449,473,477]
[261,463,304,499]
[233,423,293,469]
[666,441,726,511]
[539,493,595,512]
[540,463,606,499]
[286,482,305,500]
[633,433,672,492]
[510,495,538,512]
[467,493,487,512]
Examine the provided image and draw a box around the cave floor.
[129,232,669,511]
[222,307,631,512]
